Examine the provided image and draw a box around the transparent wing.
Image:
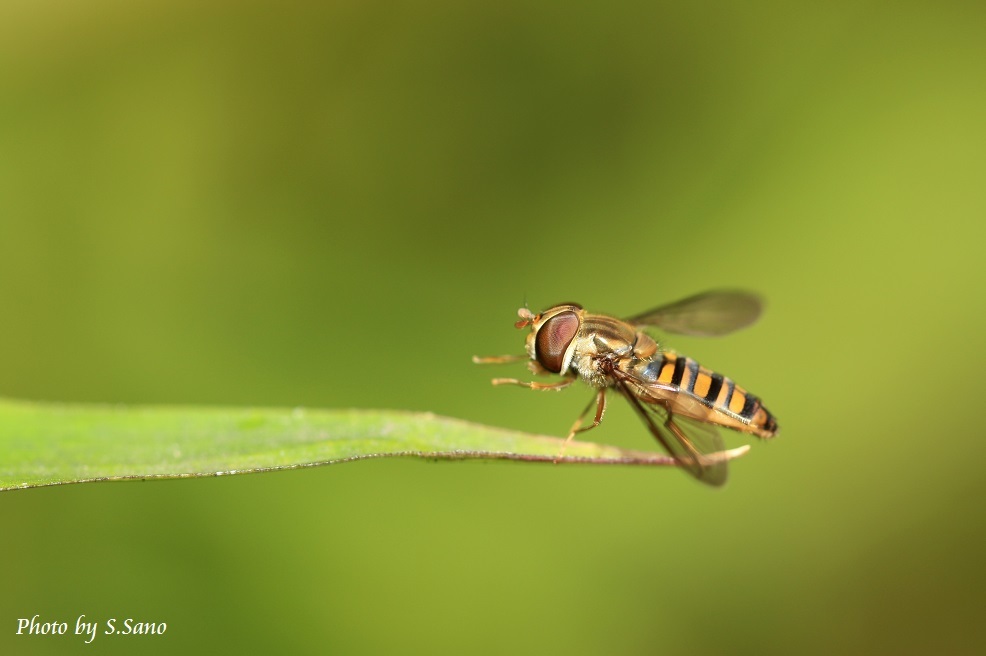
[625,290,763,337]
[612,369,729,486]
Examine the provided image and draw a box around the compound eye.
[535,311,579,374]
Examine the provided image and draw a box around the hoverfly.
[473,291,778,486]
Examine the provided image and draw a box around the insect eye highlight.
[535,312,579,373]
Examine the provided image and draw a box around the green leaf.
[0,397,749,491]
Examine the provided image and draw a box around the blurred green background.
[2,1,985,654]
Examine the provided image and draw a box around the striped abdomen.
[629,352,778,438]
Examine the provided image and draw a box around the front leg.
[474,355,553,376]
[476,354,563,388]
[490,376,576,391]
[472,354,527,364]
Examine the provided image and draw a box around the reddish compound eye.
[535,312,579,373]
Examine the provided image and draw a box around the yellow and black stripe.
[642,353,778,437]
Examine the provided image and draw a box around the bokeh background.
[2,1,985,654]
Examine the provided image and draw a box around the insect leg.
[554,388,607,462]
[472,354,527,364]
[664,415,701,466]
[490,377,576,391]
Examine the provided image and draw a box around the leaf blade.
[0,398,748,491]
